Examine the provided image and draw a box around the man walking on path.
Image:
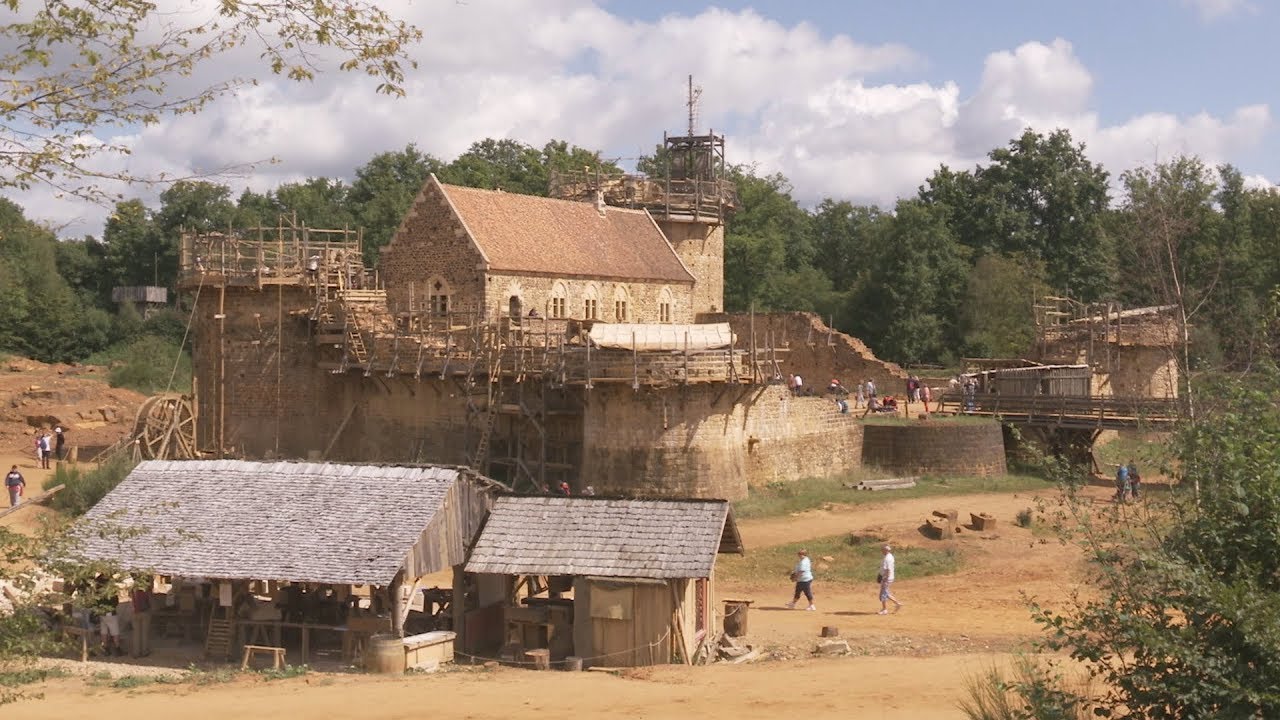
[5,466,24,507]
[878,544,903,615]
[786,549,816,611]
[38,432,51,469]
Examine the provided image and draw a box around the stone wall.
[709,312,908,391]
[581,384,864,499]
[483,273,695,324]
[1093,346,1179,398]
[379,178,488,314]
[191,285,329,457]
[659,221,724,317]
[860,421,1007,477]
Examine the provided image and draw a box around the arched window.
[658,286,674,324]
[427,276,451,316]
[582,283,599,320]
[550,281,568,319]
[612,285,631,323]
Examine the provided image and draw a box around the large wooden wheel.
[130,393,199,460]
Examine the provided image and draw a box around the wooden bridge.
[936,392,1184,430]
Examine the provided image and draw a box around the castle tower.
[548,76,737,318]
[652,127,734,317]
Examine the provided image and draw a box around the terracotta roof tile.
[440,182,695,284]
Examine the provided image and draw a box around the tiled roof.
[77,460,463,586]
[440,181,695,283]
[465,496,741,579]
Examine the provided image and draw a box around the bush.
[958,656,1090,720]
[1015,508,1033,528]
[86,335,190,394]
[48,455,137,517]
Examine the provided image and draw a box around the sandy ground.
[7,482,1110,720]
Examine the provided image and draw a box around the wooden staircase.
[205,607,234,660]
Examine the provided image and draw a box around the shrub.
[86,335,191,395]
[48,455,137,517]
[1015,508,1033,528]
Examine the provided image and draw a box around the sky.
[10,0,1278,237]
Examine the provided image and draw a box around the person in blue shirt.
[1115,464,1131,503]
[785,549,816,611]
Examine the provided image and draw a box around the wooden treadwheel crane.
[129,393,199,460]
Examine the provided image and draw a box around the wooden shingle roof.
[439,180,696,283]
[465,496,742,579]
[77,460,465,586]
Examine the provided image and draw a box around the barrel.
[723,600,750,637]
[367,634,405,674]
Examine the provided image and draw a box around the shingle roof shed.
[465,495,743,579]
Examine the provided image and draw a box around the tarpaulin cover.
[587,323,735,351]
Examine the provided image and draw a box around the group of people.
[786,545,903,615]
[68,575,153,658]
[1115,460,1142,502]
[32,426,65,469]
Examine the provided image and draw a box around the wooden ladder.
[472,391,500,470]
[345,310,369,364]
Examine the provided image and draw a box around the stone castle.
[181,129,1004,499]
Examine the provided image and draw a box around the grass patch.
[183,666,240,685]
[0,666,68,687]
[258,664,308,681]
[719,533,961,587]
[734,473,1053,520]
[1093,433,1174,474]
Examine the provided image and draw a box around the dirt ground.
[10,482,1110,720]
[0,357,144,466]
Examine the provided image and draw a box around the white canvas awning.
[587,323,735,351]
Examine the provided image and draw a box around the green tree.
[1,0,421,200]
[102,199,163,288]
[0,199,110,361]
[438,138,548,196]
[922,129,1112,301]
[962,254,1050,358]
[1030,373,1280,717]
[850,199,969,363]
[53,236,112,308]
[272,177,355,229]
[810,200,886,290]
[347,144,444,264]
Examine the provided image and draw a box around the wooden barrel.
[367,634,405,674]
[723,600,749,637]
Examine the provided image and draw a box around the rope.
[450,627,673,667]
[165,271,204,394]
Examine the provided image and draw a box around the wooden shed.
[972,364,1092,397]
[464,495,743,668]
[77,460,497,664]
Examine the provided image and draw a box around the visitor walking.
[54,426,65,460]
[1114,463,1131,503]
[878,544,902,614]
[866,378,877,401]
[5,465,24,507]
[1127,460,1141,501]
[921,383,932,413]
[38,432,51,469]
[785,549,815,611]
[854,380,866,409]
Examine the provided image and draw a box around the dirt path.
[13,485,1101,719]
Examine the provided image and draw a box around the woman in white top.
[878,544,903,615]
[786,549,816,611]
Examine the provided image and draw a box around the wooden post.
[452,565,466,653]
[217,284,226,457]
[390,569,406,638]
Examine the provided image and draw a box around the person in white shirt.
[878,544,903,615]
[785,549,816,611]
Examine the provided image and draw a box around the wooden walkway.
[936,393,1183,430]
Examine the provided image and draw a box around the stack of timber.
[848,476,919,492]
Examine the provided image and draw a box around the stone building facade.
[380,177,697,324]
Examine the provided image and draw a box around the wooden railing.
[937,392,1185,429]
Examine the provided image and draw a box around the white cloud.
[5,3,1274,236]
[1182,0,1256,21]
